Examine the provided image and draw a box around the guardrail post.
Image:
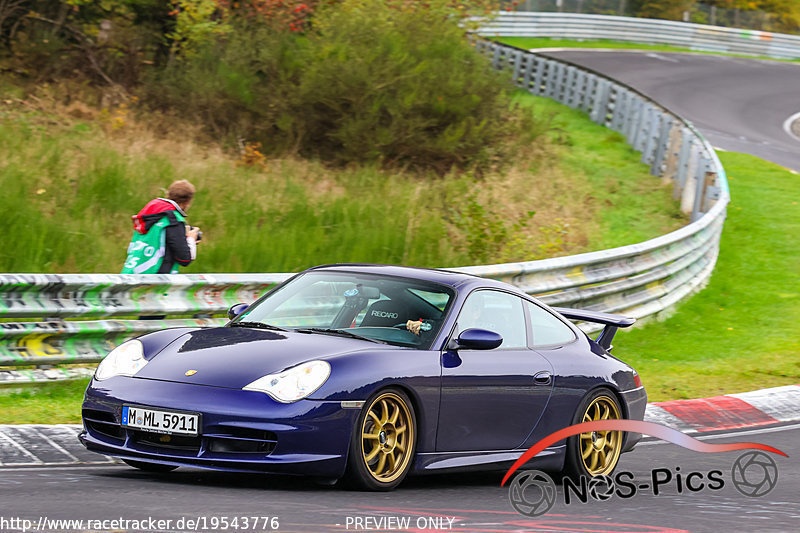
[651,115,673,176]
[610,89,627,133]
[591,80,611,126]
[565,66,578,108]
[674,129,692,200]
[661,122,683,183]
[512,50,523,86]
[702,171,722,213]
[550,63,564,101]
[543,60,555,98]
[691,157,711,221]
[625,97,642,145]
[522,53,535,92]
[632,102,649,151]
[558,64,570,104]
[681,144,702,215]
[641,108,661,169]
[573,69,584,109]
[492,46,503,69]
[532,57,546,95]
[581,74,596,114]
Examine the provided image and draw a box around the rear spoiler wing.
[553,307,635,352]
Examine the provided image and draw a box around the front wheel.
[562,389,624,480]
[122,459,178,473]
[344,388,417,491]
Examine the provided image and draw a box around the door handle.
[533,371,552,385]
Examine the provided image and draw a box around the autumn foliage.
[142,0,526,171]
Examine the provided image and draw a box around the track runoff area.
[0,384,798,532]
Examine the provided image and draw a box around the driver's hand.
[406,320,422,336]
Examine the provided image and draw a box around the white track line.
[782,110,800,142]
[638,421,800,446]
[0,464,124,472]
[0,431,43,464]
[29,428,79,462]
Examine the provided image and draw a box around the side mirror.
[451,328,503,350]
[227,303,249,320]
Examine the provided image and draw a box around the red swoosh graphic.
[501,419,787,486]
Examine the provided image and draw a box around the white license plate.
[121,406,199,436]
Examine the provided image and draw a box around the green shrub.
[143,0,524,172]
[291,0,517,170]
[142,23,303,151]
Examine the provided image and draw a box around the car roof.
[305,263,519,293]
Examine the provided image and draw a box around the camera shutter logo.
[587,474,615,501]
[508,470,557,517]
[732,451,778,497]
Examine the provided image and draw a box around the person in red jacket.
[122,180,201,274]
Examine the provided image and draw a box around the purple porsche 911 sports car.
[80,264,646,490]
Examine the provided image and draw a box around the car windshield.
[231,271,455,348]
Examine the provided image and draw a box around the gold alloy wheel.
[360,392,415,483]
[579,395,622,476]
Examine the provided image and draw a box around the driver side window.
[458,290,527,349]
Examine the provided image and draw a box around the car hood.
[133,326,381,388]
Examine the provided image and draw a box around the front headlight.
[243,360,331,403]
[95,340,147,381]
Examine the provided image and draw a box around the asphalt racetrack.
[0,424,797,532]
[540,50,800,172]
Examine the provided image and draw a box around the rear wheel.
[563,389,623,480]
[344,388,417,491]
[122,459,178,473]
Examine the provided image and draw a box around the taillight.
[633,372,643,388]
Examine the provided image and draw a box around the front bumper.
[80,376,357,478]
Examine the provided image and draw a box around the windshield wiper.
[294,327,387,344]
[229,321,288,332]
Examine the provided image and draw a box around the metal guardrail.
[0,274,287,377]
[458,40,728,330]
[478,12,800,59]
[0,273,286,318]
[0,40,729,382]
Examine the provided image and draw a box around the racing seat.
[360,299,406,327]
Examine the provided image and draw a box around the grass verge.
[0,379,89,424]
[496,36,800,63]
[615,152,800,401]
[498,36,698,53]
[0,89,682,273]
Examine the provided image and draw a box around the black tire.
[122,459,179,473]
[562,388,624,481]
[343,388,417,491]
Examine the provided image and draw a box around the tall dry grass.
[0,86,685,273]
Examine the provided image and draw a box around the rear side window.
[458,290,527,349]
[527,302,576,347]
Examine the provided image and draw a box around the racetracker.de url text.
[0,515,280,532]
